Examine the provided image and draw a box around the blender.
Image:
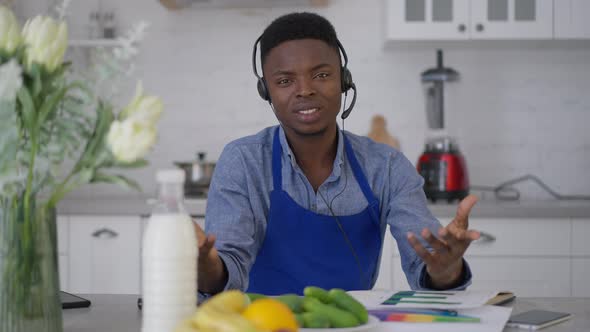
[416,50,469,202]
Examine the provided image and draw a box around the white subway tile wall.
[17,0,590,200]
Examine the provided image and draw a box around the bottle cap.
[156,169,185,183]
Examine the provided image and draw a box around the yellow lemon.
[242,298,299,332]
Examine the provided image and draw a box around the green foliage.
[1,57,148,211]
[0,11,153,215]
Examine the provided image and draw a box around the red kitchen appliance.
[417,137,469,203]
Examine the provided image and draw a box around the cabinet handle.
[476,23,484,32]
[458,24,466,32]
[473,231,496,244]
[92,228,118,239]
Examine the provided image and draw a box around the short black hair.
[260,12,340,66]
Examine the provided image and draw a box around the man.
[196,12,480,296]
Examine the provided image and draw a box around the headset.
[252,35,358,120]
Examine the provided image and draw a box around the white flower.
[106,118,157,163]
[120,81,163,126]
[107,82,163,163]
[0,59,22,101]
[22,15,68,72]
[0,5,21,54]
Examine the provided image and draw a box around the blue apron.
[247,128,382,295]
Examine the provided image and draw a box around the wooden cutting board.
[367,115,401,150]
[159,0,193,10]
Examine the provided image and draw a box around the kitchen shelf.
[69,39,122,48]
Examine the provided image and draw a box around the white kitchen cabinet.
[554,0,590,39]
[385,0,470,40]
[68,215,141,294]
[57,215,68,255]
[57,216,69,291]
[572,219,590,256]
[385,0,553,40]
[572,258,590,297]
[390,257,569,297]
[467,218,570,256]
[59,255,69,291]
[374,226,395,290]
[388,217,573,296]
[466,257,570,297]
[464,218,571,297]
[572,219,590,297]
[470,0,553,39]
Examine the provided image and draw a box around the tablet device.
[506,310,572,330]
[60,291,91,309]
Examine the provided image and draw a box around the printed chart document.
[348,290,513,332]
[376,305,513,332]
[351,289,500,309]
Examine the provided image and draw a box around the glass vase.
[0,198,63,332]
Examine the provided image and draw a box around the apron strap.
[343,134,379,207]
[272,127,283,191]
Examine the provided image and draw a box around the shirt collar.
[278,125,345,179]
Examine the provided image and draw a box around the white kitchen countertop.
[56,197,208,217]
[56,196,590,219]
[428,199,590,219]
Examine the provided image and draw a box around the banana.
[201,290,250,314]
[174,318,198,332]
[191,302,263,332]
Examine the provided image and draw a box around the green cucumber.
[328,288,369,324]
[303,286,331,303]
[276,294,304,313]
[302,311,331,328]
[302,297,360,328]
[294,313,305,327]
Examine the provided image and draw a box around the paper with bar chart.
[349,290,500,310]
[382,290,499,309]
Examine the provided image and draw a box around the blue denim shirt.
[204,125,471,293]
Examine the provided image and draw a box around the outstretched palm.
[407,195,480,289]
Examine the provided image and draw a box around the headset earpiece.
[252,35,272,103]
[257,77,270,101]
[341,67,353,93]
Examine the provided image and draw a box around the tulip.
[22,15,68,72]
[106,117,158,163]
[120,81,163,126]
[0,5,22,54]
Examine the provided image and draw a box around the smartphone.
[506,310,572,330]
[60,291,91,309]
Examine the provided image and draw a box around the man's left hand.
[407,194,480,289]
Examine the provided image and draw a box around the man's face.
[262,39,342,138]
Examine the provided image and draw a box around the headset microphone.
[340,83,357,120]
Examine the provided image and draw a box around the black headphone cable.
[341,92,348,132]
[317,181,370,289]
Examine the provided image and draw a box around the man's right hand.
[193,221,228,294]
